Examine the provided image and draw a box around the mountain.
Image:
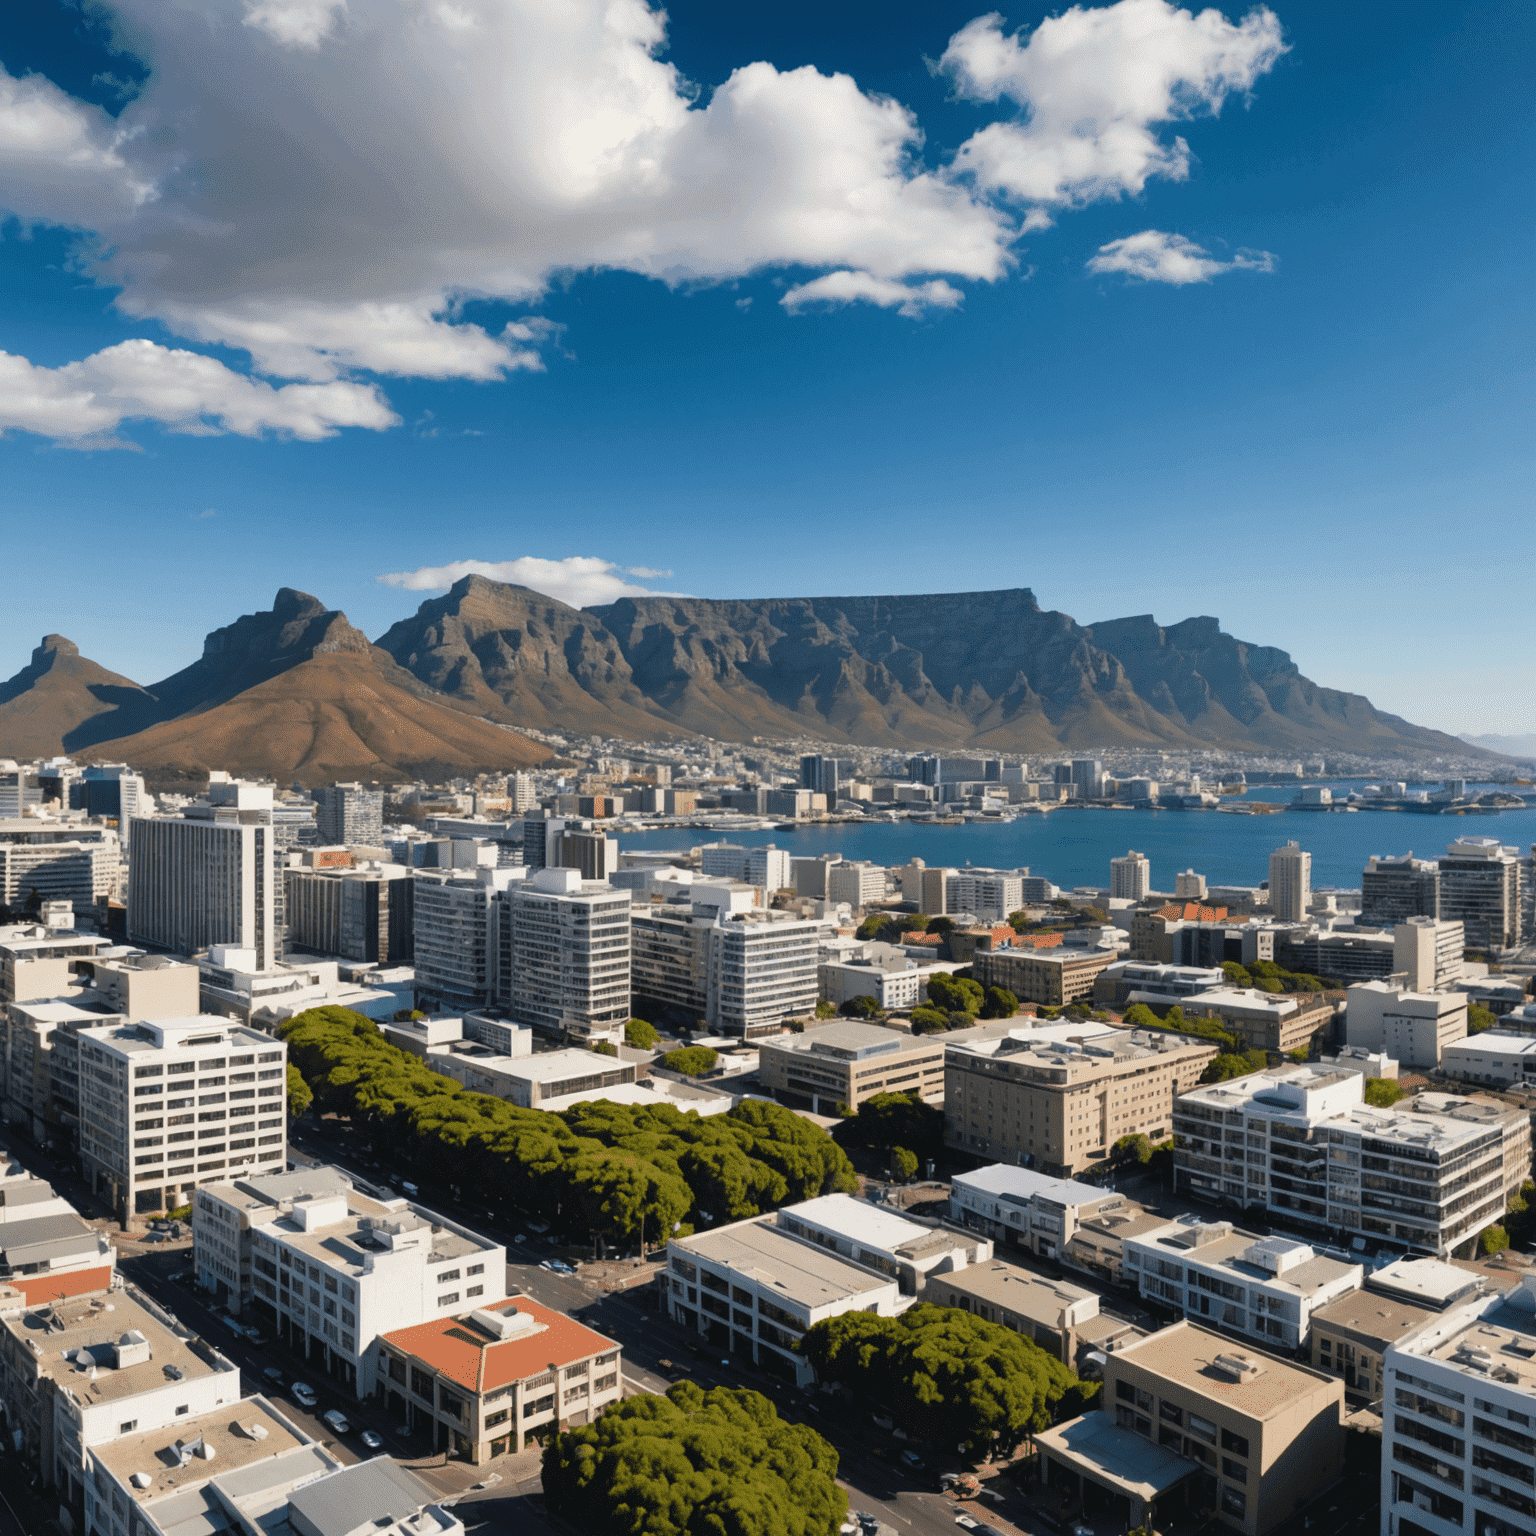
[1460,732,1536,761]
[0,636,157,759]
[57,589,548,785]
[378,578,1478,757]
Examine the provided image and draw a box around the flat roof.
[677,1219,895,1310]
[934,1261,1097,1324]
[953,1163,1110,1209]
[1131,1224,1359,1299]
[760,1020,931,1061]
[287,1455,453,1536]
[1420,1294,1536,1394]
[1310,1289,1439,1352]
[1034,1410,1199,1501]
[1115,1320,1342,1420]
[1443,1033,1536,1057]
[384,1295,617,1395]
[785,1194,957,1258]
[1370,1257,1486,1309]
[490,1047,637,1083]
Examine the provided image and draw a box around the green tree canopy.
[892,1146,919,1181]
[980,986,1018,1019]
[908,1006,952,1035]
[928,916,956,936]
[286,1062,312,1117]
[1200,1049,1270,1084]
[1110,1134,1153,1168]
[1363,1077,1405,1107]
[542,1383,846,1536]
[843,1091,945,1158]
[591,1041,618,1057]
[1480,1224,1510,1255]
[800,1304,1090,1456]
[1221,961,1252,987]
[659,1047,719,1078]
[927,973,983,1015]
[1468,1004,1498,1035]
[839,994,883,1018]
[625,1018,659,1050]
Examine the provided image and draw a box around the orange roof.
[12,1265,115,1305]
[1015,931,1063,949]
[382,1295,617,1396]
[902,931,943,946]
[1156,903,1230,923]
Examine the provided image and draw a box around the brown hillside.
[82,651,547,786]
[0,636,157,759]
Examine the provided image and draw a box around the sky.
[0,0,1530,736]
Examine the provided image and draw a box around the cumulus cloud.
[377,555,684,608]
[242,0,348,49]
[0,339,397,446]
[781,270,964,318]
[942,1,1285,216]
[1087,228,1276,283]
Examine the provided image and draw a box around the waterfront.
[619,784,1536,892]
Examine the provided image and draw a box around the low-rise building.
[757,1020,947,1115]
[1343,980,1467,1068]
[818,952,944,1013]
[381,1295,621,1462]
[1064,1203,1171,1286]
[1092,961,1226,1010]
[949,1163,1128,1262]
[1123,1220,1361,1352]
[1035,1322,1345,1536]
[1441,1030,1536,1088]
[972,946,1120,1007]
[0,1151,115,1301]
[424,1045,636,1109]
[1176,988,1336,1056]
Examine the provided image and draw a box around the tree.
[892,1146,919,1181]
[908,1006,951,1035]
[624,1018,659,1050]
[1110,1134,1153,1168]
[1222,960,1252,988]
[800,1304,1085,1457]
[542,1383,846,1536]
[1120,1003,1159,1029]
[1007,910,1031,934]
[1200,1050,1269,1084]
[840,994,883,1019]
[659,1047,719,1078]
[980,986,1018,1020]
[814,999,837,1020]
[1363,1077,1405,1106]
[591,1040,618,1057]
[1287,1047,1310,1064]
[1468,1004,1498,1035]
[286,1063,313,1118]
[1480,1224,1510,1255]
[928,916,956,936]
[927,973,983,1015]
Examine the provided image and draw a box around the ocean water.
[617,783,1536,892]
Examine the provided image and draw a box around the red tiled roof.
[902,931,943,946]
[382,1295,618,1396]
[12,1265,115,1305]
[1156,903,1230,923]
[1015,931,1063,949]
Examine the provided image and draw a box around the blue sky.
[0,1,1530,736]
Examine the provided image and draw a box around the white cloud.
[0,339,397,445]
[941,1,1285,214]
[1087,228,1275,283]
[781,270,964,318]
[242,0,348,50]
[377,555,684,608]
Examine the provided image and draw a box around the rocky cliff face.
[380,579,1471,755]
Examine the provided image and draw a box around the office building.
[665,1214,902,1386]
[949,1163,1132,1262]
[312,782,383,847]
[1110,851,1152,902]
[699,842,793,894]
[1344,980,1467,1068]
[971,945,1120,1007]
[1276,926,1397,981]
[1395,916,1465,990]
[0,818,122,911]
[826,860,886,909]
[945,870,1025,925]
[429,1044,636,1109]
[1439,837,1523,952]
[775,1194,988,1293]
[75,763,148,824]
[1092,961,1227,1010]
[1035,1321,1345,1536]
[1441,1030,1536,1087]
[817,950,943,1013]
[1175,870,1208,901]
[758,1019,947,1113]
[800,754,840,800]
[0,918,112,1004]
[1123,1221,1361,1352]
[75,1016,286,1224]
[944,1022,1218,1178]
[1361,853,1441,927]
[1177,988,1337,1056]
[413,866,520,1012]
[1172,1067,1529,1256]
[381,1295,621,1461]
[193,1164,505,1398]
[1268,843,1311,924]
[1380,1272,1536,1536]
[551,826,618,881]
[285,861,415,963]
[0,1151,115,1301]
[1071,759,1105,800]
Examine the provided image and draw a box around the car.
[245,1332,268,1347]
[141,1231,166,1243]
[292,1383,318,1408]
[360,1429,383,1450]
[262,1367,284,1388]
[513,1233,526,1244]
[322,1409,351,1435]
[899,1449,927,1472]
[656,1359,678,1378]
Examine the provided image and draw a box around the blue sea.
[618,782,1536,892]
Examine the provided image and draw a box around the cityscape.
[0,6,1531,1536]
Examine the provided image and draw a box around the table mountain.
[0,636,157,760]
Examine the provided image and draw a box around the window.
[411,1368,434,1399]
[176,1405,189,1416]
[1221,1429,1249,1458]
[1159,1402,1183,1426]
[523,1394,555,1419]
[1187,1414,1217,1444]
[467,1263,484,1276]
[119,1420,138,1434]
[1222,1459,1247,1484]
[437,1270,461,1283]
[439,1293,460,1306]
[1220,1487,1246,1519]
[467,1286,483,1299]
[486,1409,509,1428]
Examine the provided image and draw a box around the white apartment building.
[699,842,793,894]
[705,910,823,1038]
[413,866,519,1012]
[945,871,1026,925]
[1345,980,1467,1068]
[0,1152,116,1301]
[1441,1031,1536,1088]
[312,782,384,847]
[1381,1272,1536,1536]
[0,819,121,910]
[1110,851,1152,902]
[826,860,886,910]
[1176,870,1208,900]
[1124,1220,1361,1352]
[128,814,276,972]
[1269,843,1311,924]
[817,952,941,1012]
[193,1165,505,1399]
[949,1164,1128,1262]
[76,1017,287,1224]
[1395,917,1465,991]
[1439,838,1523,953]
[427,1044,636,1108]
[1172,1066,1529,1257]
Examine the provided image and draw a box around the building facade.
[1438,838,1523,952]
[758,1020,946,1114]
[1268,843,1311,925]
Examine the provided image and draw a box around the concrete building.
[826,860,886,910]
[945,871,1025,925]
[1177,988,1336,1056]
[949,1163,1130,1262]
[1111,851,1152,902]
[381,1295,621,1461]
[0,919,112,1006]
[1395,916,1465,991]
[1071,759,1105,800]
[1344,980,1467,1068]
[75,1016,287,1224]
[0,1152,115,1301]
[1380,1271,1536,1536]
[285,862,414,964]
[1176,870,1208,901]
[758,1020,947,1114]
[817,951,941,1013]
[0,818,122,912]
[699,842,792,894]
[971,946,1121,1008]
[193,1164,505,1398]
[1172,1067,1529,1257]
[1439,837,1523,952]
[312,782,384,847]
[1035,1321,1345,1536]
[800,754,840,801]
[944,1022,1219,1178]
[1093,961,1227,1009]
[428,1045,637,1109]
[664,1214,902,1386]
[413,866,520,1013]
[1064,1203,1173,1287]
[1123,1220,1361,1352]
[1442,1030,1536,1087]
[1269,843,1311,924]
[1361,853,1440,928]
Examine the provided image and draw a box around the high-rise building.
[75,762,148,823]
[76,1015,287,1224]
[413,866,519,1011]
[553,827,618,881]
[800,754,840,800]
[313,782,384,846]
[285,863,414,963]
[0,820,121,911]
[907,755,941,785]
[1438,837,1522,951]
[699,842,793,893]
[1360,852,1439,927]
[1110,850,1151,901]
[1268,842,1311,923]
[943,870,1024,924]
[1393,916,1463,990]
[1070,758,1104,800]
[508,771,539,811]
[1174,869,1207,901]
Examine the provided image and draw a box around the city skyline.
[0,1,1530,738]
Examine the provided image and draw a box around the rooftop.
[675,1218,897,1310]
[1419,1287,1536,1395]
[936,1260,1099,1325]
[953,1163,1113,1210]
[1116,1320,1343,1419]
[1034,1410,1199,1502]
[1310,1288,1440,1352]
[1369,1256,1487,1310]
[287,1454,462,1536]
[760,1020,925,1061]
[783,1194,962,1260]
[383,1295,617,1395]
[1132,1222,1360,1300]
[75,1015,271,1057]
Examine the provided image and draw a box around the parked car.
[360,1430,383,1450]
[899,1449,927,1472]
[322,1409,351,1435]
[292,1383,318,1408]
[513,1233,527,1244]
[262,1367,284,1389]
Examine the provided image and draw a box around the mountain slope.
[1460,732,1536,761]
[0,636,157,759]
